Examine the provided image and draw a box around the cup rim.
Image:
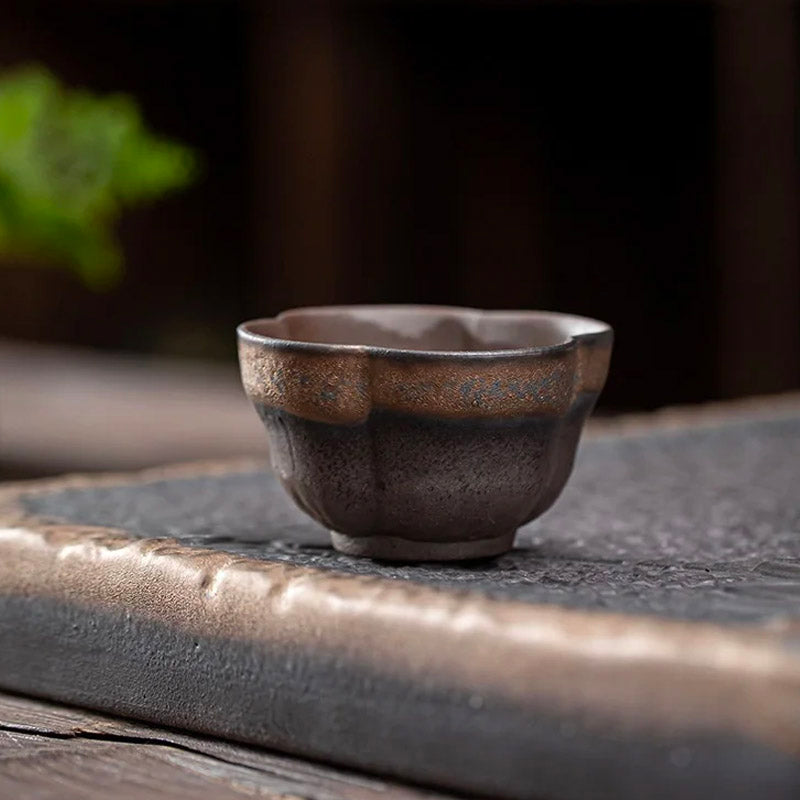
[237,304,612,360]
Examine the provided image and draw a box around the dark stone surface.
[2,593,799,800]
[23,414,800,624]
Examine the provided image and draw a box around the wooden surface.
[0,340,264,477]
[3,396,800,799]
[0,691,451,800]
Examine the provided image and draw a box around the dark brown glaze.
[238,306,612,560]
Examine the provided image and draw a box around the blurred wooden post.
[250,3,346,312]
[715,0,800,397]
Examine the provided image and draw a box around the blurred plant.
[0,65,198,289]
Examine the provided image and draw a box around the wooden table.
[2,395,800,799]
[0,691,451,800]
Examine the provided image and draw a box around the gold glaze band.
[239,338,612,425]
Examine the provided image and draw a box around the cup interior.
[241,306,608,354]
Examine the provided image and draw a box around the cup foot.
[329,530,516,561]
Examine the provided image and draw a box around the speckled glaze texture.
[238,306,612,560]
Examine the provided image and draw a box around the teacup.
[238,305,612,560]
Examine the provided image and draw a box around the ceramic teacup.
[238,305,612,560]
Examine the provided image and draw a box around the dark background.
[1,0,798,414]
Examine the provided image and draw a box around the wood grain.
[0,692,452,800]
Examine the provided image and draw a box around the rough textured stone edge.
[2,396,800,798]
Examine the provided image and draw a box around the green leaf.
[0,64,199,289]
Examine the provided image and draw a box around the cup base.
[329,530,516,562]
